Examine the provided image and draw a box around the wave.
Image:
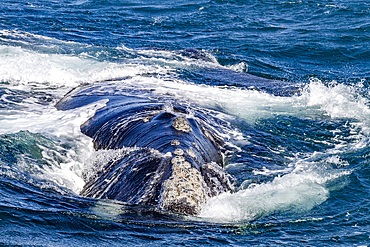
[199,153,351,222]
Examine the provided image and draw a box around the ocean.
[0,0,369,246]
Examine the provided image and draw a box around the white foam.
[117,45,221,70]
[82,147,141,183]
[0,44,166,89]
[200,157,350,223]
[227,62,249,73]
[108,76,300,123]
[36,143,88,194]
[298,79,370,128]
[104,75,369,133]
[0,95,107,193]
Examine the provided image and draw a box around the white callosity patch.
[172,117,192,133]
[170,139,180,146]
[186,148,196,158]
[161,156,207,215]
[173,148,184,156]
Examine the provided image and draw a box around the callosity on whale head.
[56,81,234,215]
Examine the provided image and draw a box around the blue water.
[0,0,369,246]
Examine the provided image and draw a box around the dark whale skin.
[56,81,234,215]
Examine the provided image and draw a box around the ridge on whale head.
[56,81,234,215]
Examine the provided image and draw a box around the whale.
[56,80,234,215]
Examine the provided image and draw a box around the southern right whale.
[56,80,235,215]
[55,48,298,215]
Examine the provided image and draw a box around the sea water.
[0,0,369,246]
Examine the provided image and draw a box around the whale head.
[57,84,234,215]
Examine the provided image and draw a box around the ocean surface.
[0,0,369,246]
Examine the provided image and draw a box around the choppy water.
[0,0,369,246]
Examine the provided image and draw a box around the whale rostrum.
[56,81,234,215]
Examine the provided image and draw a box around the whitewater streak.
[199,154,351,222]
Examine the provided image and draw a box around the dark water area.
[0,0,369,246]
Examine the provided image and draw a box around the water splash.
[200,155,350,223]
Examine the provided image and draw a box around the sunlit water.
[0,0,369,246]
